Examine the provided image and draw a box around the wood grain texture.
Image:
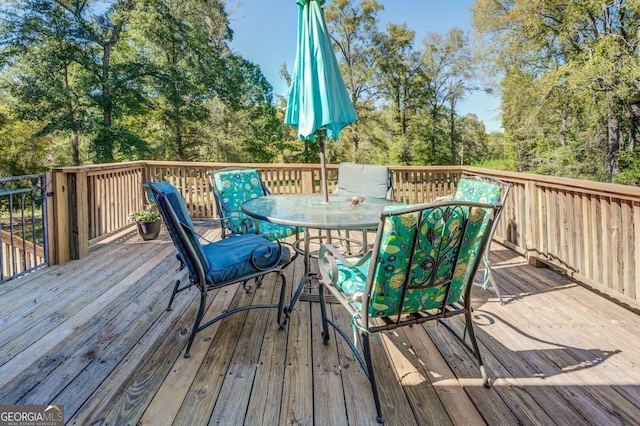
[2,231,640,425]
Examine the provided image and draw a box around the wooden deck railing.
[1,230,46,281]
[48,161,640,308]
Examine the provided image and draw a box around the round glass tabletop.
[242,194,394,230]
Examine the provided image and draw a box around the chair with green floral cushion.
[208,168,298,241]
[145,181,290,358]
[452,175,511,304]
[317,200,502,424]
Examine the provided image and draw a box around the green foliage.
[613,150,640,186]
[7,0,637,185]
[128,205,160,223]
[0,105,50,176]
[473,0,640,182]
[0,0,282,169]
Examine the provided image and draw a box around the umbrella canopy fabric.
[285,0,357,201]
[285,0,357,141]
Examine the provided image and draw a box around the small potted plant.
[129,205,161,240]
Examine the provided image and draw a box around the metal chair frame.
[317,200,501,423]
[145,181,288,358]
[455,175,512,304]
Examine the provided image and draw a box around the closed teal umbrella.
[285,0,357,202]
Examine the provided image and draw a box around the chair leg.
[485,264,504,305]
[277,271,287,329]
[318,284,330,344]
[464,308,490,388]
[167,266,189,311]
[166,276,181,312]
[184,289,207,358]
[482,255,504,304]
[362,333,384,423]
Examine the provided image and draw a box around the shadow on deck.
[1,225,639,425]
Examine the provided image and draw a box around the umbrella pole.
[317,128,329,203]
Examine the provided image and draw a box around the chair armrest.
[433,195,453,202]
[318,244,372,287]
[191,218,226,227]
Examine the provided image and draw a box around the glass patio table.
[242,194,394,312]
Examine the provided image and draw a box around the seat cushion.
[325,257,371,311]
[202,234,284,284]
[257,219,297,240]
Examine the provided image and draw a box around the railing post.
[68,170,89,259]
[45,172,57,265]
[50,169,89,263]
[524,178,545,267]
[51,171,70,264]
[301,169,315,194]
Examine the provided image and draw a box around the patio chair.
[208,168,298,241]
[145,181,290,358]
[336,162,394,200]
[317,200,502,423]
[334,162,394,253]
[452,175,512,304]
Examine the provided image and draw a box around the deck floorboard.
[1,226,640,425]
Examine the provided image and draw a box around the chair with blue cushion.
[145,181,290,358]
[317,200,502,423]
[208,168,298,241]
[452,175,512,304]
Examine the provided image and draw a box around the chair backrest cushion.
[211,169,267,234]
[367,203,492,318]
[337,163,393,200]
[146,181,210,276]
[452,178,501,204]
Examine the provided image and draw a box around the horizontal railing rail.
[46,161,640,308]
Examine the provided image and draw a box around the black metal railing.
[0,174,48,284]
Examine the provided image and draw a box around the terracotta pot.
[135,219,161,240]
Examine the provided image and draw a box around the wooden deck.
[1,225,640,426]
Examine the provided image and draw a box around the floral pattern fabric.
[453,178,501,204]
[212,169,297,240]
[326,202,493,319]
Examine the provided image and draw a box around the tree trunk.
[450,96,456,165]
[71,130,80,166]
[402,82,408,135]
[607,106,620,178]
[629,103,640,152]
[560,101,568,147]
[95,13,127,164]
[63,64,80,166]
[174,104,184,160]
[98,41,115,163]
[351,124,359,162]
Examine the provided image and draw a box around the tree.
[473,0,640,181]
[131,0,232,161]
[325,0,384,159]
[373,22,417,162]
[0,0,151,164]
[1,0,91,165]
[417,29,475,165]
[202,56,284,163]
[0,105,50,176]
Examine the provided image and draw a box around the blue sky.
[227,0,502,132]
